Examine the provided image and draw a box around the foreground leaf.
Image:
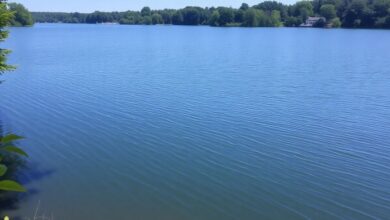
[1,134,24,144]
[0,180,26,192]
[2,146,28,157]
[0,164,7,176]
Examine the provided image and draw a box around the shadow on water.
[0,119,56,218]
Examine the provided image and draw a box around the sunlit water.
[1,24,390,219]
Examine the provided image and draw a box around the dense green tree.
[120,12,142,25]
[0,0,14,74]
[293,1,314,21]
[373,0,390,16]
[181,7,201,25]
[270,10,282,26]
[141,7,151,17]
[218,7,235,26]
[86,11,114,23]
[240,3,250,10]
[320,4,337,20]
[342,0,367,27]
[361,7,376,27]
[208,10,220,26]
[160,10,173,24]
[172,11,184,24]
[8,3,33,26]
[332,17,342,26]
[254,1,288,20]
[284,16,303,26]
[242,8,263,26]
[254,1,284,12]
[235,9,245,23]
[322,0,343,12]
[142,16,152,25]
[152,13,163,24]
[386,16,390,27]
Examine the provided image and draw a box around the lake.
[1,24,390,219]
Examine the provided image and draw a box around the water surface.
[1,24,390,219]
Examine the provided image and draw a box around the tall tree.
[293,1,314,21]
[152,13,163,24]
[243,8,262,26]
[218,7,235,26]
[240,3,250,10]
[8,2,34,26]
[172,11,184,24]
[0,0,14,75]
[141,7,151,17]
[181,7,201,25]
[320,4,337,20]
[208,10,220,26]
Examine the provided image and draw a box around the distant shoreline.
[27,22,390,31]
[30,0,390,29]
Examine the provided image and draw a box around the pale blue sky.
[13,0,296,12]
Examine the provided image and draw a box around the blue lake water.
[1,24,390,219]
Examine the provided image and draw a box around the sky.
[13,0,296,13]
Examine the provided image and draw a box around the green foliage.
[172,11,184,24]
[234,9,245,23]
[240,3,250,10]
[142,16,152,25]
[0,1,28,195]
[208,10,220,26]
[331,17,342,27]
[3,146,28,157]
[0,164,7,176]
[181,7,201,25]
[86,11,115,23]
[271,10,282,26]
[0,180,26,192]
[141,6,151,17]
[254,1,285,13]
[151,13,163,24]
[8,2,34,26]
[342,0,367,27]
[30,0,390,29]
[0,0,15,75]
[293,1,314,21]
[160,10,173,24]
[320,4,337,20]
[375,15,390,27]
[0,134,28,192]
[373,0,390,16]
[217,7,235,26]
[1,134,23,144]
[242,8,263,26]
[284,16,302,26]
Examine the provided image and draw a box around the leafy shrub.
[332,17,342,27]
[0,134,27,192]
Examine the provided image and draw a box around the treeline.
[8,3,34,26]
[32,0,390,28]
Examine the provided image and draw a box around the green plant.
[0,134,27,192]
[0,0,15,75]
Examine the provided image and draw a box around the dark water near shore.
[1,24,390,219]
